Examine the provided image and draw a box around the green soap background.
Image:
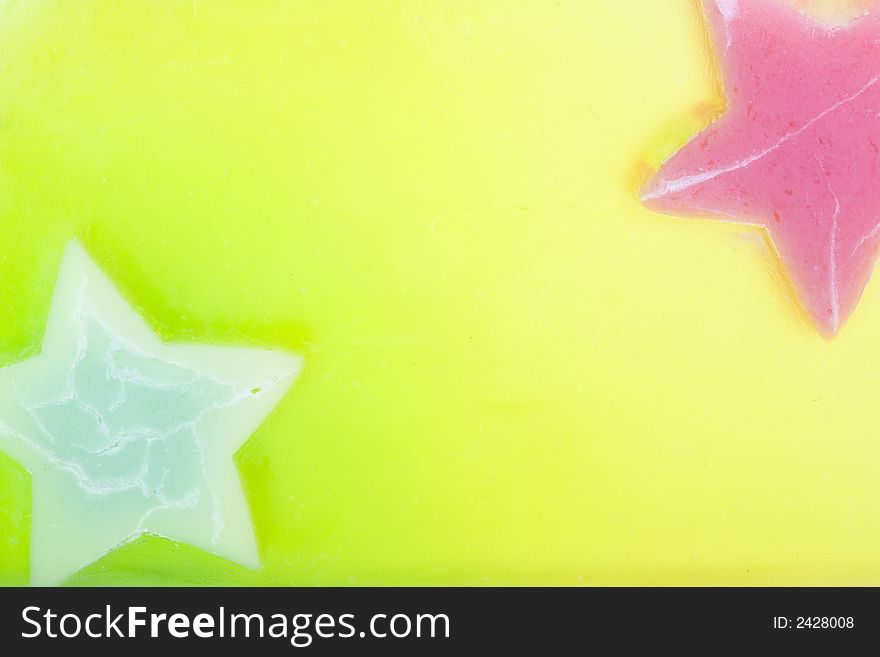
[7,0,880,586]
[3,0,593,585]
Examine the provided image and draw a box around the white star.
[0,241,302,585]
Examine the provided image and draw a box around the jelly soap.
[0,241,301,585]
[642,0,880,337]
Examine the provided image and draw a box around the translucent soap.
[643,0,880,337]
[0,242,301,585]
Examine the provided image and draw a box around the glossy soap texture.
[0,242,300,585]
[4,0,880,587]
[644,0,880,337]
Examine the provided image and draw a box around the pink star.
[642,0,880,337]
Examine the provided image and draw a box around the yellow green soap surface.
[2,0,880,585]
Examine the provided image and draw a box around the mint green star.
[0,242,301,585]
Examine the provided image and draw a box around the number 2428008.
[796,617,853,629]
